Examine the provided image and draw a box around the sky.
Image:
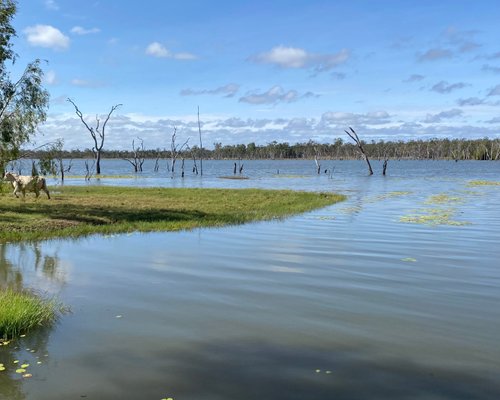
[10,0,500,150]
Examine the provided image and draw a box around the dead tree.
[345,127,374,175]
[197,106,204,176]
[123,137,145,173]
[382,157,388,176]
[169,127,189,178]
[189,145,199,175]
[67,98,122,175]
[314,155,321,174]
[154,152,161,172]
[59,158,72,182]
[84,160,95,181]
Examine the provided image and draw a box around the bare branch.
[345,127,374,175]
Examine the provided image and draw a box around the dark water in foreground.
[1,160,500,399]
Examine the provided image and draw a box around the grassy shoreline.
[0,186,345,242]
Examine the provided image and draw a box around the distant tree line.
[22,137,500,162]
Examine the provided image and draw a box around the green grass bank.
[0,186,345,242]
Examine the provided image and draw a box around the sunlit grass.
[0,289,61,340]
[0,186,345,242]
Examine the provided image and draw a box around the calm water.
[1,160,500,400]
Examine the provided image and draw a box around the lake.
[1,159,500,400]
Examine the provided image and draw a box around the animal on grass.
[3,172,51,199]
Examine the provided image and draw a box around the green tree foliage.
[0,0,49,173]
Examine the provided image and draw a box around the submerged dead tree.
[345,127,373,175]
[197,106,203,176]
[382,157,388,176]
[123,137,145,172]
[67,98,122,175]
[169,127,189,178]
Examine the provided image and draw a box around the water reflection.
[0,243,67,290]
[1,244,62,400]
[0,328,53,400]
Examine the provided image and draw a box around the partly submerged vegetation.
[400,192,471,226]
[468,180,500,186]
[0,289,61,341]
[0,186,345,242]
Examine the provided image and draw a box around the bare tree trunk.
[96,151,101,175]
[382,158,388,176]
[314,155,321,174]
[169,127,189,178]
[345,127,374,175]
[197,106,203,176]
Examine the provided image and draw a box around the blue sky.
[11,0,500,150]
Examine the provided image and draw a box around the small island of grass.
[0,289,61,341]
[0,186,345,242]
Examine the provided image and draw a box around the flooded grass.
[424,193,463,204]
[218,176,250,180]
[64,174,137,179]
[468,180,500,186]
[366,191,412,203]
[399,192,471,226]
[0,290,61,341]
[399,207,470,226]
[0,186,345,242]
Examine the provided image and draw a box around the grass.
[468,180,500,186]
[0,186,345,242]
[0,289,61,341]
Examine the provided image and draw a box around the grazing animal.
[3,172,51,199]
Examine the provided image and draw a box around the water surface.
[1,160,499,399]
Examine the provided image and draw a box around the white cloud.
[255,46,309,68]
[431,81,468,94]
[71,78,105,88]
[71,26,101,35]
[423,109,463,123]
[44,0,59,10]
[403,74,425,83]
[320,111,392,126]
[239,85,318,105]
[417,48,453,62]
[180,83,240,97]
[38,110,500,151]
[44,70,57,85]
[487,84,500,96]
[251,45,350,72]
[145,42,196,60]
[24,25,69,50]
[456,97,485,106]
[173,52,197,60]
[146,42,170,58]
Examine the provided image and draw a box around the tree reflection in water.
[1,242,65,400]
